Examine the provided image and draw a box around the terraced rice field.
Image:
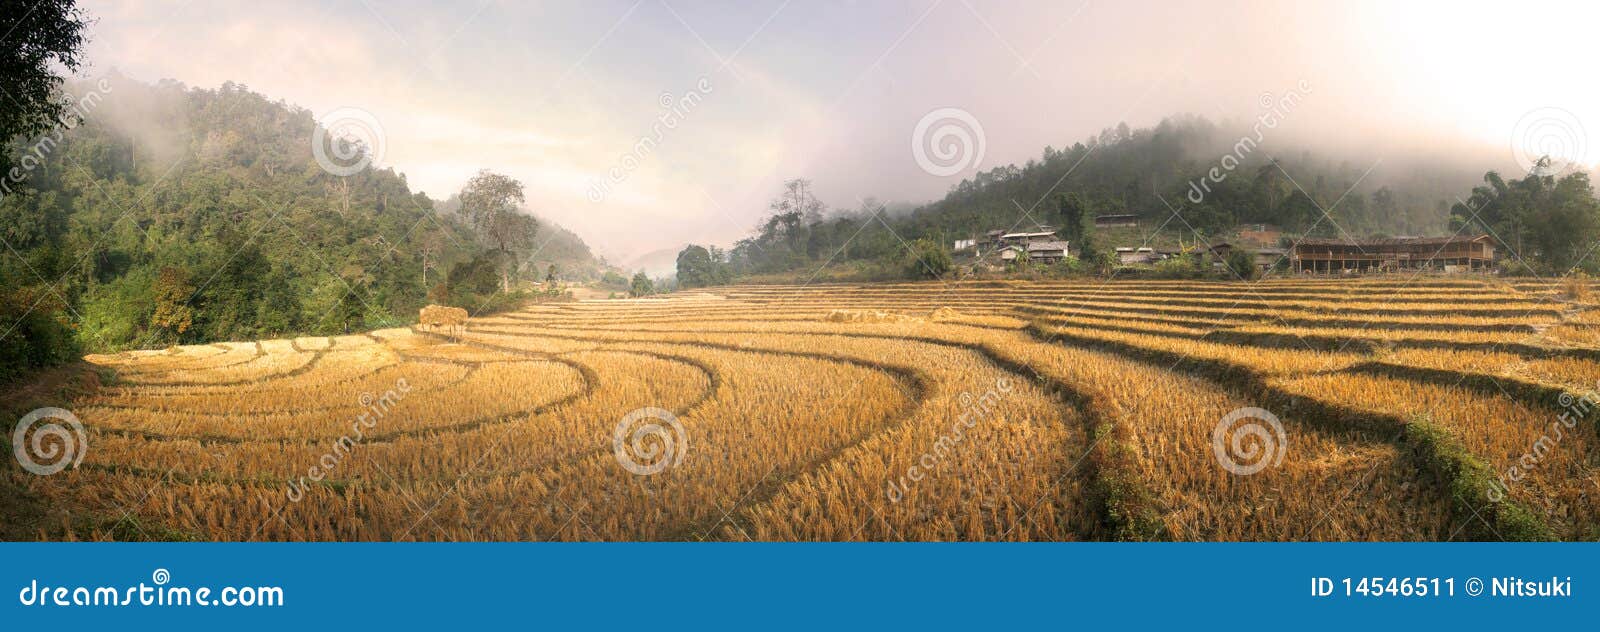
[9,278,1600,541]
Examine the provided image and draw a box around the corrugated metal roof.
[1293,235,1491,247]
[1000,231,1057,240]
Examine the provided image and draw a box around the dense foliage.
[0,0,89,177]
[0,0,89,381]
[1223,247,1261,281]
[1451,164,1600,273]
[0,77,602,382]
[909,115,1477,239]
[674,244,731,288]
[903,237,952,279]
[628,272,655,297]
[0,77,457,353]
[703,116,1598,282]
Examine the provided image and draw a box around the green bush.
[1406,417,1554,541]
[904,238,952,279]
[1498,259,1538,277]
[1151,254,1204,279]
[1224,248,1261,281]
[0,286,80,385]
[1051,256,1086,276]
[629,272,655,297]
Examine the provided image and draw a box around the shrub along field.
[5,277,1598,541]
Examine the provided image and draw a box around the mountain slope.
[719,115,1535,278]
[0,75,490,354]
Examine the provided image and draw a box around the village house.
[966,227,1068,264]
[1025,240,1071,264]
[999,240,1071,263]
[1289,235,1496,273]
[966,225,1070,264]
[1115,246,1160,265]
[997,229,1057,247]
[1254,246,1288,272]
[1207,242,1241,262]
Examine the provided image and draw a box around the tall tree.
[1056,192,1089,244]
[0,0,89,176]
[771,178,825,224]
[1452,166,1600,273]
[459,170,537,292]
[904,237,952,279]
[0,0,89,380]
[418,230,445,288]
[771,178,825,259]
[150,266,196,342]
[629,272,654,297]
[675,245,717,288]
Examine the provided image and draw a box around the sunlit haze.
[81,0,1600,263]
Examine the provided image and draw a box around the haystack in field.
[823,309,923,324]
[419,305,469,334]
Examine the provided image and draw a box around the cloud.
[77,0,1600,259]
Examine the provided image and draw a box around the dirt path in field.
[1,363,111,540]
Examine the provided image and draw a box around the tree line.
[678,117,1599,288]
[0,77,583,383]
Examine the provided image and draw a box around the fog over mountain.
[78,0,1600,261]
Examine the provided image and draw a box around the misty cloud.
[78,0,1600,260]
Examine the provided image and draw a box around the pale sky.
[78,0,1600,263]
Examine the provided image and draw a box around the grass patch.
[1403,417,1554,542]
[1087,422,1167,541]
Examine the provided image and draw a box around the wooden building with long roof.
[1289,235,1496,273]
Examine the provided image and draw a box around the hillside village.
[952,216,1497,277]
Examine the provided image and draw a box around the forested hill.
[434,194,604,276]
[715,115,1525,279]
[0,75,596,370]
[903,114,1499,241]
